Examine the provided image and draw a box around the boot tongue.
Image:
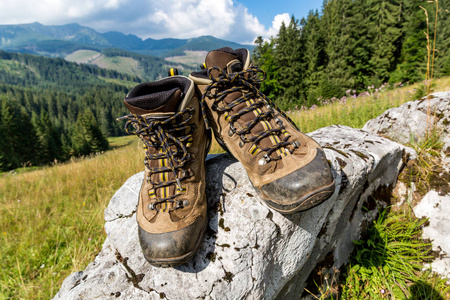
[124,88,183,115]
[205,49,240,70]
[205,49,244,79]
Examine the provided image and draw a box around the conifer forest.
[252,0,449,109]
[0,0,448,171]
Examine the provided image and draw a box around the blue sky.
[238,0,323,28]
[0,0,324,44]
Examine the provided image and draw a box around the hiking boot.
[189,47,335,214]
[119,76,210,267]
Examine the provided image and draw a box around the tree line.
[0,51,138,171]
[252,0,449,109]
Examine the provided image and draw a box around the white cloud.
[0,0,124,24]
[266,13,291,39]
[146,0,236,39]
[0,0,288,44]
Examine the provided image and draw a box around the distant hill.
[64,48,195,80]
[0,50,141,169]
[0,22,254,58]
[161,36,251,58]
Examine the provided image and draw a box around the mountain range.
[0,22,253,58]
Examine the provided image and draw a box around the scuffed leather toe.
[261,149,335,213]
[138,216,206,266]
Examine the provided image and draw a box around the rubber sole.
[143,218,208,268]
[251,179,336,215]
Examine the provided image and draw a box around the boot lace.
[118,108,194,211]
[200,66,300,163]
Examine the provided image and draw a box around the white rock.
[413,190,450,283]
[54,125,414,300]
[363,92,450,152]
[393,181,407,206]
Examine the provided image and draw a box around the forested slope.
[2,0,448,171]
[252,0,449,109]
[0,51,140,171]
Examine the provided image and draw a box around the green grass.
[1,76,450,299]
[0,138,145,299]
[108,135,137,148]
[289,84,416,133]
[0,59,34,80]
[64,50,100,64]
[93,55,140,76]
[306,126,450,300]
[65,51,147,81]
[165,50,208,66]
[340,209,449,299]
[289,76,450,133]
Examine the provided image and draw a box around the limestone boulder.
[414,190,450,283]
[363,92,450,153]
[54,125,414,300]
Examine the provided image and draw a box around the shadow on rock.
[174,153,237,273]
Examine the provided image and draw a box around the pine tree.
[252,36,265,66]
[0,99,40,169]
[0,100,16,170]
[32,111,64,164]
[273,16,304,108]
[435,0,450,76]
[99,109,111,137]
[301,10,327,105]
[252,37,279,100]
[347,0,373,90]
[0,100,19,169]
[323,0,357,97]
[367,0,403,85]
[16,107,40,166]
[71,110,109,156]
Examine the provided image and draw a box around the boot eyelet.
[148,203,156,210]
[275,117,283,126]
[182,200,190,207]
[228,124,236,137]
[258,154,270,166]
[239,140,245,148]
[183,169,193,178]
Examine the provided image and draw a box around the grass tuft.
[340,208,449,300]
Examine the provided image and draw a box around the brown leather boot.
[189,47,335,214]
[119,76,210,267]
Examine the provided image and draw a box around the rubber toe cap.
[138,216,206,266]
[261,149,335,213]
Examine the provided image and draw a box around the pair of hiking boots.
[120,47,335,267]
